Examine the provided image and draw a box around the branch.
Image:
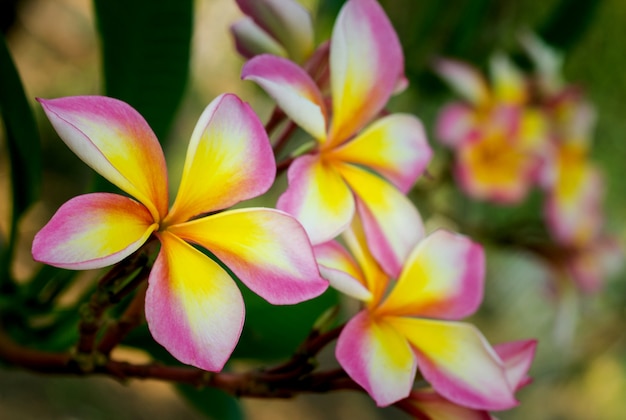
[97,281,148,356]
[0,321,360,399]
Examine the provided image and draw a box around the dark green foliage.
[93,0,193,142]
[0,32,41,289]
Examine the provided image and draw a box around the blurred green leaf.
[0,32,41,288]
[21,265,77,309]
[233,287,339,361]
[177,385,243,420]
[93,0,192,142]
[540,0,601,51]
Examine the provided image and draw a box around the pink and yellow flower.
[435,57,548,204]
[541,90,603,248]
[399,340,537,419]
[314,217,520,409]
[242,0,432,277]
[32,94,328,371]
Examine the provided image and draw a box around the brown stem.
[276,156,295,176]
[75,240,156,366]
[273,121,298,157]
[76,288,111,357]
[265,107,286,137]
[0,325,72,373]
[97,282,148,356]
[264,324,343,377]
[0,322,358,399]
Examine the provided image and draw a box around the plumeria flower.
[434,55,529,147]
[314,217,520,409]
[435,56,548,204]
[399,340,537,419]
[453,106,547,203]
[540,86,603,247]
[32,94,328,371]
[231,0,314,64]
[242,0,432,277]
[544,141,603,247]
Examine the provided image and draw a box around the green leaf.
[93,0,192,142]
[0,32,41,288]
[177,385,243,420]
[540,0,601,51]
[233,287,339,361]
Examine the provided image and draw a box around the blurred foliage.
[0,32,40,290]
[94,0,192,142]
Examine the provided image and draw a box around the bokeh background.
[1,0,625,418]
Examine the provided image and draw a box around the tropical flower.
[242,0,432,277]
[399,340,537,419]
[32,94,328,371]
[543,140,603,248]
[231,0,314,64]
[314,217,520,409]
[435,56,548,204]
[540,83,603,248]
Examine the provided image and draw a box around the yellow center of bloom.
[463,130,530,187]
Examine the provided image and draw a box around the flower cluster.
[435,34,622,294]
[30,0,536,415]
[234,0,535,411]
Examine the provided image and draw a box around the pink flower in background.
[435,56,548,204]
[242,0,432,277]
[541,90,603,248]
[314,217,521,409]
[399,340,537,419]
[452,106,547,203]
[32,94,328,372]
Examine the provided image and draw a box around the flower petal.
[313,241,372,301]
[277,154,355,244]
[242,54,327,141]
[328,0,404,146]
[167,94,275,224]
[236,0,314,63]
[494,340,537,390]
[168,208,328,305]
[519,31,563,94]
[489,54,527,105]
[32,193,157,270]
[435,102,476,147]
[146,231,244,371]
[389,317,517,411]
[329,113,432,193]
[338,163,424,277]
[403,389,492,420]
[377,230,485,320]
[38,96,168,221]
[545,153,602,247]
[336,311,417,407]
[434,59,490,106]
[342,214,390,306]
[230,17,287,59]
